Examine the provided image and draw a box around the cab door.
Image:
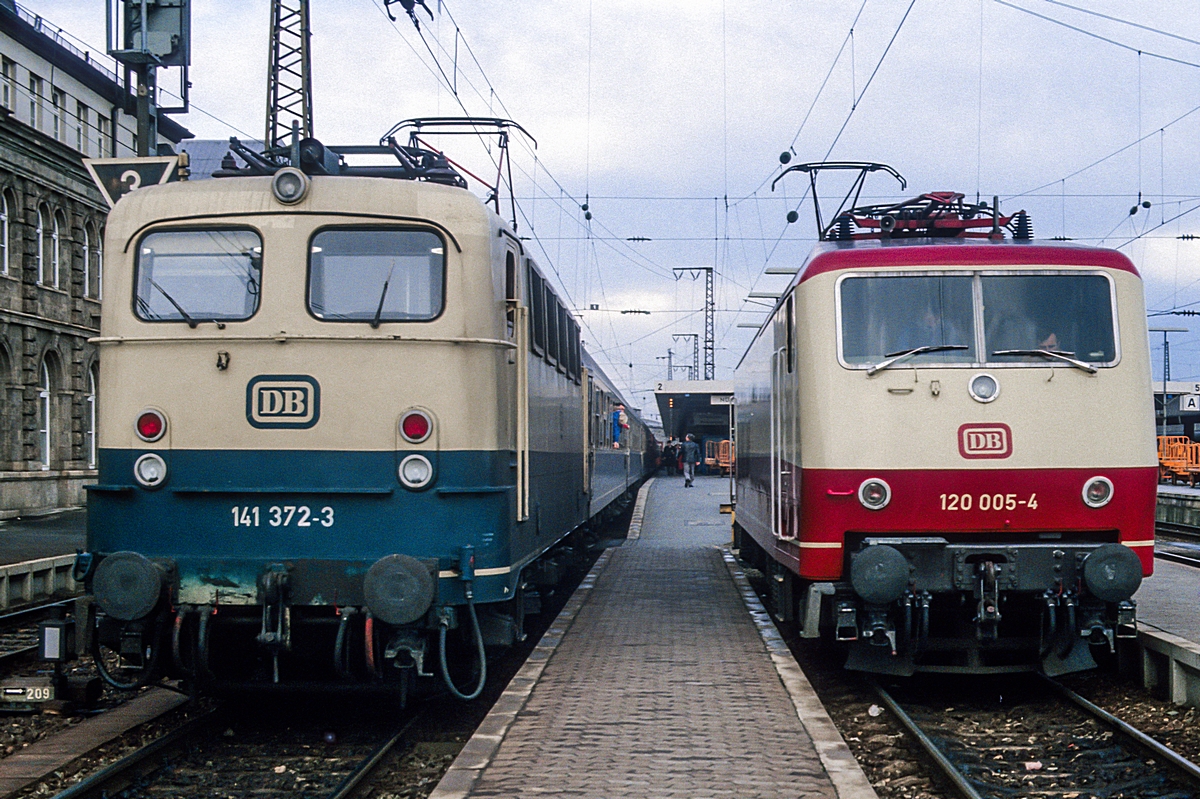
[771,295,798,541]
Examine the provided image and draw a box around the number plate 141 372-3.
[232,505,334,528]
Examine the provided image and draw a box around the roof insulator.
[1012,210,1033,240]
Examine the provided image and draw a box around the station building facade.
[0,2,189,516]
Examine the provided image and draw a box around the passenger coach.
[735,175,1156,675]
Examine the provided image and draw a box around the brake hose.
[95,612,166,691]
[438,595,487,701]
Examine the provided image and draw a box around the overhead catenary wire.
[993,0,1200,70]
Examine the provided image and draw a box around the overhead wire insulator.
[1012,211,1033,241]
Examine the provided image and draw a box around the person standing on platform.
[681,433,701,487]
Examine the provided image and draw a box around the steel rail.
[0,599,78,668]
[1156,549,1200,568]
[50,707,217,799]
[1156,520,1200,541]
[867,679,985,799]
[1042,675,1200,783]
[326,713,421,799]
[0,643,37,666]
[0,598,76,628]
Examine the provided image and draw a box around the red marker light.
[136,410,166,442]
[400,411,431,443]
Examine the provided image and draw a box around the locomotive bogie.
[735,241,1157,675]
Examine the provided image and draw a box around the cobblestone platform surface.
[430,475,875,799]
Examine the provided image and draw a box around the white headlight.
[969,373,999,403]
[399,453,433,489]
[133,453,167,488]
[271,167,309,204]
[1082,476,1114,508]
[858,478,891,510]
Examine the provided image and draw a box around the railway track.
[1154,521,1200,567]
[49,702,415,799]
[0,598,75,667]
[870,674,1200,799]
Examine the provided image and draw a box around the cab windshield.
[840,274,976,365]
[983,275,1116,363]
[839,271,1117,368]
[308,229,445,322]
[134,229,262,323]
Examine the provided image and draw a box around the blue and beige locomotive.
[77,128,655,698]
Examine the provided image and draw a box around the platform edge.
[426,546,617,799]
[720,546,881,799]
[625,477,654,542]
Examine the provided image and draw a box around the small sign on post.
[84,157,179,208]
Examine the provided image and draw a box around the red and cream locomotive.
[734,163,1156,675]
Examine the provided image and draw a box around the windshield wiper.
[150,279,199,329]
[866,344,969,376]
[990,348,1097,374]
[370,263,398,329]
[147,281,226,328]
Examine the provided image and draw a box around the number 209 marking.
[940,493,1038,511]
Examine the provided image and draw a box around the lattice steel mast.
[674,268,715,380]
[266,0,314,149]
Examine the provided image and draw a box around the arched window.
[52,209,65,288]
[96,226,104,300]
[83,223,92,298]
[37,358,50,469]
[0,191,8,276]
[36,204,47,284]
[86,364,97,468]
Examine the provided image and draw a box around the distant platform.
[1158,483,1200,499]
[0,508,85,566]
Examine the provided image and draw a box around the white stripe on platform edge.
[720,546,881,799]
[426,548,615,799]
[625,477,655,542]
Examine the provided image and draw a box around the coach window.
[571,318,582,382]
[309,228,444,323]
[839,274,976,367]
[556,301,570,374]
[529,267,545,354]
[135,229,263,323]
[545,285,560,365]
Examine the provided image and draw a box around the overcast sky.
[28,0,1200,416]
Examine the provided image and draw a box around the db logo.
[246,375,321,429]
[958,423,1012,459]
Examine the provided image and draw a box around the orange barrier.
[718,440,735,475]
[1158,435,1199,484]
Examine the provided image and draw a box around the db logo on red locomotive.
[958,423,1012,459]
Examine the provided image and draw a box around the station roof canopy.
[653,380,734,443]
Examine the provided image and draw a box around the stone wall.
[0,109,104,515]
